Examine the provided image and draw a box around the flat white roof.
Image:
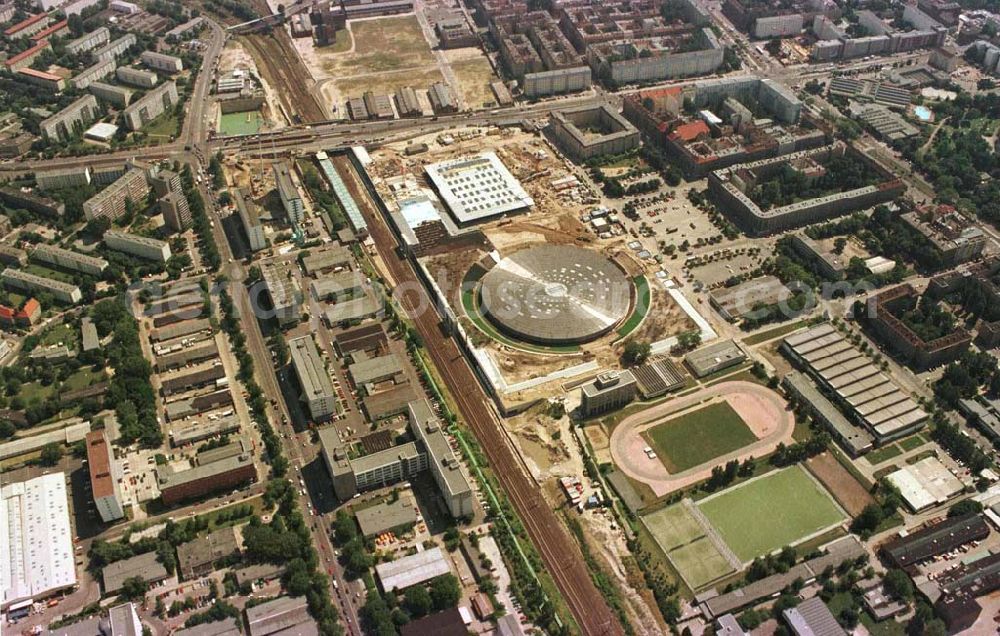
[1,473,77,608]
[425,152,533,225]
[85,122,119,141]
[887,457,964,512]
[375,546,451,592]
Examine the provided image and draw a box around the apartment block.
[104,230,171,263]
[4,14,50,39]
[5,39,51,72]
[116,66,158,88]
[35,166,92,190]
[1,268,82,303]
[18,69,65,93]
[82,168,150,221]
[66,27,110,54]
[71,58,116,90]
[39,95,99,142]
[140,50,183,73]
[32,244,108,276]
[122,81,178,130]
[234,188,265,251]
[94,34,136,61]
[89,82,133,107]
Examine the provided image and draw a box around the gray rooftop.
[349,353,403,386]
[172,618,241,636]
[102,552,169,593]
[408,399,472,500]
[176,527,241,578]
[289,335,335,403]
[245,596,312,636]
[783,596,846,636]
[355,499,418,537]
[156,453,253,490]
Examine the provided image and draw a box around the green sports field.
[642,504,735,590]
[641,401,757,472]
[697,465,846,562]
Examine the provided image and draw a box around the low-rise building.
[684,339,748,377]
[882,514,989,571]
[709,276,794,322]
[428,82,458,113]
[157,443,257,505]
[4,40,51,72]
[101,552,169,594]
[36,166,92,190]
[17,68,65,93]
[0,187,65,216]
[176,527,241,579]
[245,596,316,636]
[355,499,417,538]
[375,547,451,593]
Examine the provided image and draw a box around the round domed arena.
[478,245,634,345]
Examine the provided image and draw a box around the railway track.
[239,31,326,124]
[333,155,623,636]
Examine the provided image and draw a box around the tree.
[621,339,651,366]
[429,574,460,611]
[883,569,914,602]
[948,499,984,518]
[40,442,62,466]
[120,576,147,600]
[404,585,432,617]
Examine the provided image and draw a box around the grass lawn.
[142,111,180,140]
[23,263,75,284]
[898,434,927,452]
[697,465,846,562]
[40,323,78,349]
[63,367,100,391]
[642,401,757,473]
[641,504,735,590]
[742,319,809,346]
[321,15,435,75]
[18,381,55,404]
[617,276,651,337]
[865,444,903,465]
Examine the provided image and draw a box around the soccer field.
[697,465,846,563]
[642,401,758,472]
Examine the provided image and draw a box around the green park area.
[697,465,846,563]
[641,401,756,473]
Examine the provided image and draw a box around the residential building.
[32,244,108,276]
[4,39,51,71]
[273,162,304,224]
[0,298,39,329]
[39,95,99,142]
[94,34,136,61]
[150,169,190,231]
[89,81,133,107]
[1,269,81,303]
[140,51,183,73]
[122,81,178,130]
[17,68,65,93]
[548,104,640,162]
[71,58,116,90]
[104,230,171,263]
[66,27,110,54]
[83,168,150,222]
[4,14,50,39]
[289,335,337,421]
[116,66,158,88]
[0,188,64,216]
[30,20,69,42]
[85,430,124,522]
[36,166,92,190]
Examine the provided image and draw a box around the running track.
[336,156,623,636]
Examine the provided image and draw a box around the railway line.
[238,31,326,124]
[332,155,623,636]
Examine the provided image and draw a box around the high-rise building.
[273,163,304,224]
[83,167,150,222]
[150,168,190,231]
[85,430,124,522]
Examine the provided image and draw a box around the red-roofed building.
[17,67,65,92]
[31,20,70,42]
[5,40,52,71]
[5,13,50,39]
[0,298,41,329]
[670,120,710,142]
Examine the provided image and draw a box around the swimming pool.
[914,105,932,122]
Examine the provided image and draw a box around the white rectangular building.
[375,547,451,592]
[425,152,533,226]
[289,335,336,421]
[104,230,171,262]
[1,473,77,608]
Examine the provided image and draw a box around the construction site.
[363,126,697,412]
